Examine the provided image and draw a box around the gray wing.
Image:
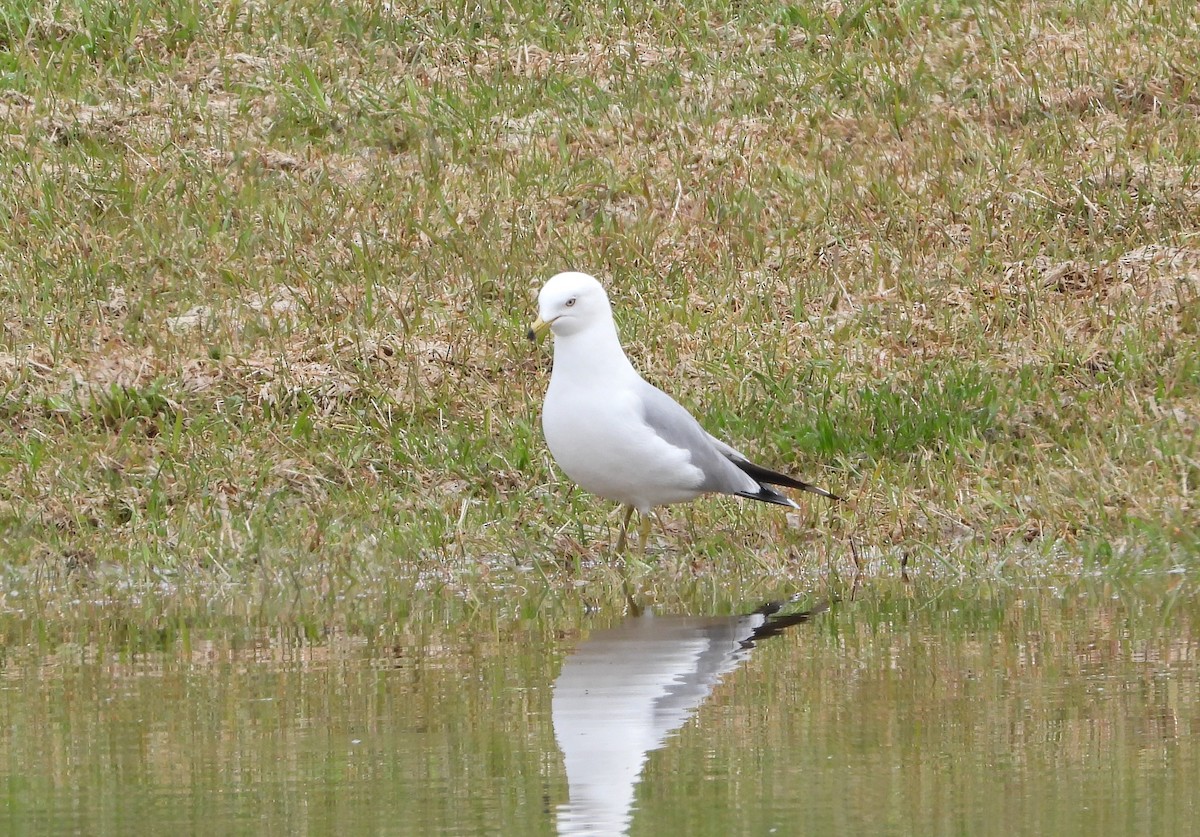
[635,382,765,498]
[638,381,838,504]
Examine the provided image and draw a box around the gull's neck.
[549,317,639,389]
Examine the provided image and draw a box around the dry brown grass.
[0,0,1198,608]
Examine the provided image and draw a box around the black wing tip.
[731,458,840,502]
[802,483,841,502]
[774,477,840,501]
[738,485,840,507]
[736,486,798,508]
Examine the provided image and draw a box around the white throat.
[549,316,639,390]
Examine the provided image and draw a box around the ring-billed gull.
[528,271,838,553]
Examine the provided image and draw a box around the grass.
[1,0,1199,607]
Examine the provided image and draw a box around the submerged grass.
[1,0,1199,606]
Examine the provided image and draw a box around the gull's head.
[527,272,612,341]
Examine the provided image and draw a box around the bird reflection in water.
[552,597,827,836]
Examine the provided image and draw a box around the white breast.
[542,383,705,512]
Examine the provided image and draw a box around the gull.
[553,598,826,833]
[527,271,837,553]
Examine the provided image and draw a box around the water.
[1,575,1197,835]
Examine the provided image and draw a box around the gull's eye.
[564,297,577,307]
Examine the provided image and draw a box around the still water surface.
[1,574,1197,835]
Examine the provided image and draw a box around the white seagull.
[528,271,837,553]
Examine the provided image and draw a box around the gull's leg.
[615,504,635,553]
[637,514,652,555]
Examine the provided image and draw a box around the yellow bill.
[527,315,551,342]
